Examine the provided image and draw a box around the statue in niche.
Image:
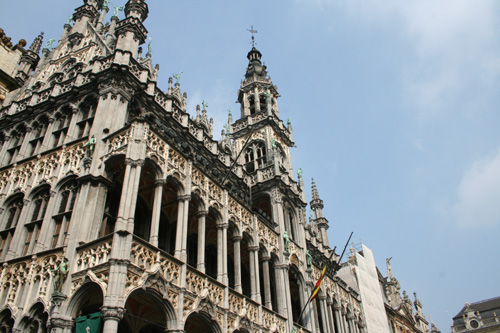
[284,231,290,253]
[83,135,97,157]
[52,257,69,294]
[306,250,312,271]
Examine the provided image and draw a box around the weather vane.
[247,25,258,47]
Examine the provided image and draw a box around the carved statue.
[66,15,73,25]
[297,168,302,177]
[173,71,183,85]
[266,90,271,104]
[46,38,56,49]
[271,138,277,151]
[83,135,97,157]
[202,100,208,110]
[52,258,69,293]
[110,2,124,17]
[306,250,312,270]
[386,257,393,278]
[147,37,152,55]
[283,231,290,253]
[102,0,109,8]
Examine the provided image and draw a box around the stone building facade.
[0,0,367,332]
[452,297,500,333]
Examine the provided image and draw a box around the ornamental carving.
[168,147,186,174]
[75,240,112,272]
[101,306,125,320]
[271,189,282,204]
[145,128,169,172]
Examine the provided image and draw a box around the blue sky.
[2,0,500,330]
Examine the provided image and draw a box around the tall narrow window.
[6,130,24,164]
[76,100,96,138]
[23,190,49,256]
[249,95,256,115]
[260,94,267,113]
[51,182,78,248]
[0,197,24,259]
[51,112,71,148]
[244,141,267,173]
[28,119,48,156]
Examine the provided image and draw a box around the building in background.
[452,297,500,332]
[337,244,432,333]
[0,28,26,105]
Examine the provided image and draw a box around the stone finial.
[124,0,149,22]
[29,32,44,53]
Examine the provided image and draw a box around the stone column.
[180,195,190,262]
[101,306,125,333]
[196,210,207,273]
[233,235,242,293]
[216,222,225,282]
[174,197,185,259]
[333,304,343,333]
[327,300,336,333]
[125,160,144,232]
[248,245,260,302]
[275,263,290,318]
[318,295,332,333]
[262,255,272,309]
[149,179,165,247]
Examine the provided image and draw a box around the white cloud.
[453,148,500,228]
[297,0,500,119]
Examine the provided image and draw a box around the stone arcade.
[0,0,433,332]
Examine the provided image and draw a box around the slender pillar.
[233,235,242,293]
[318,295,331,333]
[334,305,343,333]
[262,256,272,309]
[327,301,336,333]
[149,179,165,247]
[216,222,224,282]
[101,306,125,333]
[180,195,190,262]
[196,210,207,272]
[248,245,259,301]
[174,198,185,259]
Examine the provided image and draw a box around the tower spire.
[28,32,44,53]
[247,25,257,47]
[310,179,330,248]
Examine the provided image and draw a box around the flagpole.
[296,232,354,325]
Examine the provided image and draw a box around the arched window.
[28,117,48,156]
[51,181,78,248]
[259,94,267,113]
[244,142,267,173]
[23,190,50,255]
[0,196,24,259]
[51,109,72,148]
[76,98,97,138]
[248,95,256,115]
[5,128,25,165]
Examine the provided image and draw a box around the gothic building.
[0,0,369,332]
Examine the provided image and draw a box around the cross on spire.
[247,25,258,47]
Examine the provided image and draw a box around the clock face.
[469,319,479,329]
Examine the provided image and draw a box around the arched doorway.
[184,311,221,333]
[119,290,174,333]
[18,302,48,332]
[0,308,14,332]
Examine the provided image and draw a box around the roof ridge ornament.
[247,25,257,47]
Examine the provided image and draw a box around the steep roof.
[453,296,500,319]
